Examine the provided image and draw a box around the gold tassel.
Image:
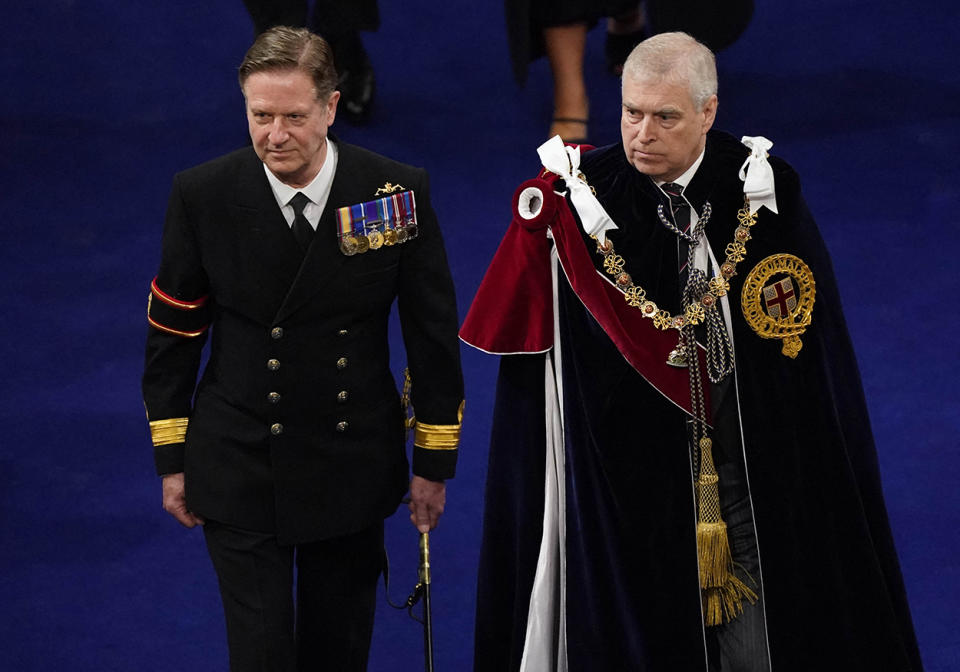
[696,521,733,588]
[702,573,758,627]
[696,438,758,626]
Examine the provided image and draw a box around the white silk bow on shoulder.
[537,136,619,244]
[739,136,779,215]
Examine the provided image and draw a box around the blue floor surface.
[1,1,958,670]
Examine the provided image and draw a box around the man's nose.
[268,118,288,144]
[636,117,656,144]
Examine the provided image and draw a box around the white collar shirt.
[653,148,705,194]
[263,139,339,230]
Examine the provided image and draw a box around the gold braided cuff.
[149,418,189,446]
[413,401,464,451]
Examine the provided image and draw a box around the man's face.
[244,69,339,188]
[620,74,717,182]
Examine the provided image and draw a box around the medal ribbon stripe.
[337,206,353,238]
[351,203,365,235]
[399,191,418,239]
[392,193,403,228]
[402,191,416,224]
[376,196,390,230]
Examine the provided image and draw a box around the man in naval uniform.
[142,26,464,671]
[462,32,922,671]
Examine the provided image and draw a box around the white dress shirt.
[262,139,339,230]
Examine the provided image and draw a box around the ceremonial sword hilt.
[418,532,431,585]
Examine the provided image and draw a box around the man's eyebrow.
[656,106,682,116]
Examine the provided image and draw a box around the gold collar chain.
[593,199,758,329]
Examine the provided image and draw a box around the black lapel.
[273,139,365,324]
[229,148,304,293]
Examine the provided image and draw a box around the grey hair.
[622,32,717,110]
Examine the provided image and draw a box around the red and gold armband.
[146,277,211,337]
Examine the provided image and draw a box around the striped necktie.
[662,182,692,280]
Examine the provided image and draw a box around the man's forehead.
[246,66,306,84]
[622,75,694,108]
[243,69,319,97]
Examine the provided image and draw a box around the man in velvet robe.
[462,32,922,671]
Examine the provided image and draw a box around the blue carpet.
[1,0,957,670]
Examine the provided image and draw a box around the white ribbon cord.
[739,136,779,215]
[519,248,568,672]
[537,136,619,244]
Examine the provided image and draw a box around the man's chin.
[629,158,665,179]
[265,158,297,178]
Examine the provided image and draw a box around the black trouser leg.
[295,522,384,671]
[203,521,298,672]
[204,520,384,672]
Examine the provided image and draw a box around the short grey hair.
[622,32,717,110]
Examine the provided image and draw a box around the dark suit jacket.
[143,140,464,544]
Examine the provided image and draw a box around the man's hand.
[408,475,445,533]
[161,472,205,528]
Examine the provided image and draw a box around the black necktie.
[289,192,313,252]
[662,182,692,282]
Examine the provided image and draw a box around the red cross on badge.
[762,277,797,318]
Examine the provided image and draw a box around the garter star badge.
[741,254,816,358]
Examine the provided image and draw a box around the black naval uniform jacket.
[142,140,464,544]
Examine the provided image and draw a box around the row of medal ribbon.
[336,190,419,256]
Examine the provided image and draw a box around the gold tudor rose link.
[594,199,759,331]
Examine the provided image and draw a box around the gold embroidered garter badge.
[741,254,816,358]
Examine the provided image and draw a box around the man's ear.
[701,94,718,133]
[325,90,341,126]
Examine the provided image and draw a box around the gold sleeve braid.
[149,417,189,446]
[413,400,465,451]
